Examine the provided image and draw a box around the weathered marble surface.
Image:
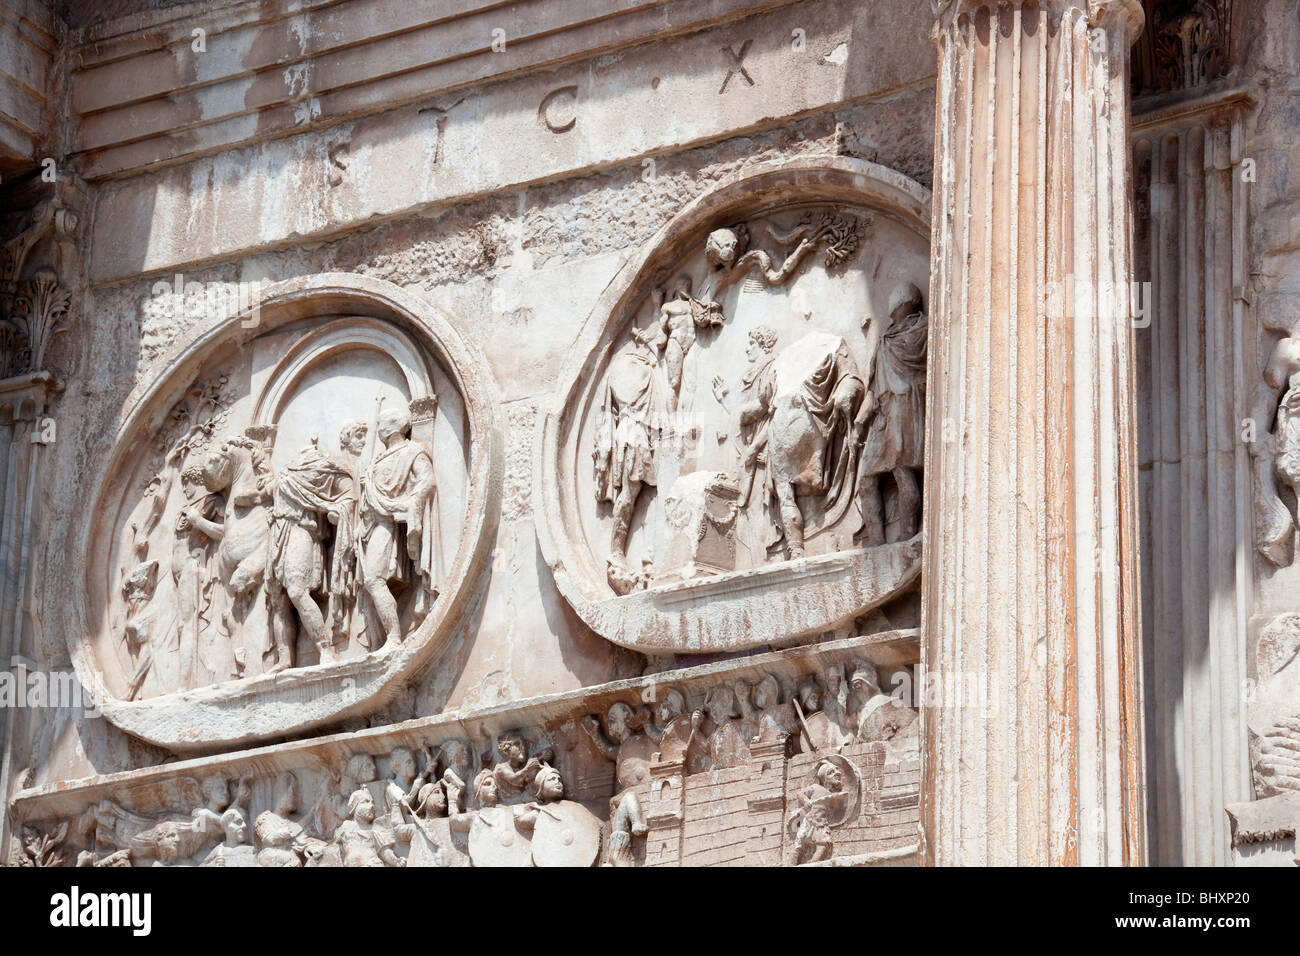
[10,632,922,867]
[4,0,1300,869]
[538,157,931,654]
[70,274,500,751]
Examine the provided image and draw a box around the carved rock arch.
[536,157,932,654]
[71,273,501,752]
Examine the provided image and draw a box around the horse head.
[204,437,271,508]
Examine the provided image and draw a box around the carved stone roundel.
[72,274,500,751]
[537,158,931,653]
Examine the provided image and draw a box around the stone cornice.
[83,0,937,284]
[66,0,804,182]
[0,370,62,418]
[0,0,60,175]
[1132,85,1255,133]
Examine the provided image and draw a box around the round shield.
[821,753,862,827]
[530,800,602,868]
[468,806,532,867]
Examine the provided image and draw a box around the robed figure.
[360,403,440,648]
[267,435,358,668]
[854,282,928,546]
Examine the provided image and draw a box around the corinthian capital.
[933,0,1144,45]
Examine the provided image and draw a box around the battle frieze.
[10,630,920,868]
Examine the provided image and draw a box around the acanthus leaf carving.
[0,186,81,381]
[1135,0,1234,95]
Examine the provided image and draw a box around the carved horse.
[189,437,273,671]
[196,437,272,594]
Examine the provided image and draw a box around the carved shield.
[530,800,602,868]
[468,806,532,867]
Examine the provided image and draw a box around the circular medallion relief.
[537,159,930,653]
[72,274,499,751]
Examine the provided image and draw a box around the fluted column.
[0,373,61,863]
[921,0,1146,865]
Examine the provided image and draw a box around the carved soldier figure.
[647,688,708,773]
[92,783,241,867]
[750,673,799,745]
[855,282,928,546]
[1251,320,1300,565]
[266,430,359,669]
[186,436,274,681]
[791,677,826,753]
[397,778,452,868]
[360,402,439,647]
[253,772,320,867]
[470,768,500,809]
[736,325,780,521]
[595,323,665,595]
[786,754,860,865]
[437,739,474,795]
[382,747,420,821]
[412,776,449,820]
[122,438,182,575]
[493,730,543,803]
[330,788,403,867]
[331,421,368,636]
[199,808,257,867]
[801,663,855,752]
[737,327,865,560]
[530,764,565,804]
[520,765,602,868]
[195,772,250,820]
[118,560,160,700]
[582,702,653,865]
[313,753,378,843]
[171,464,221,691]
[849,660,919,745]
[696,683,753,770]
